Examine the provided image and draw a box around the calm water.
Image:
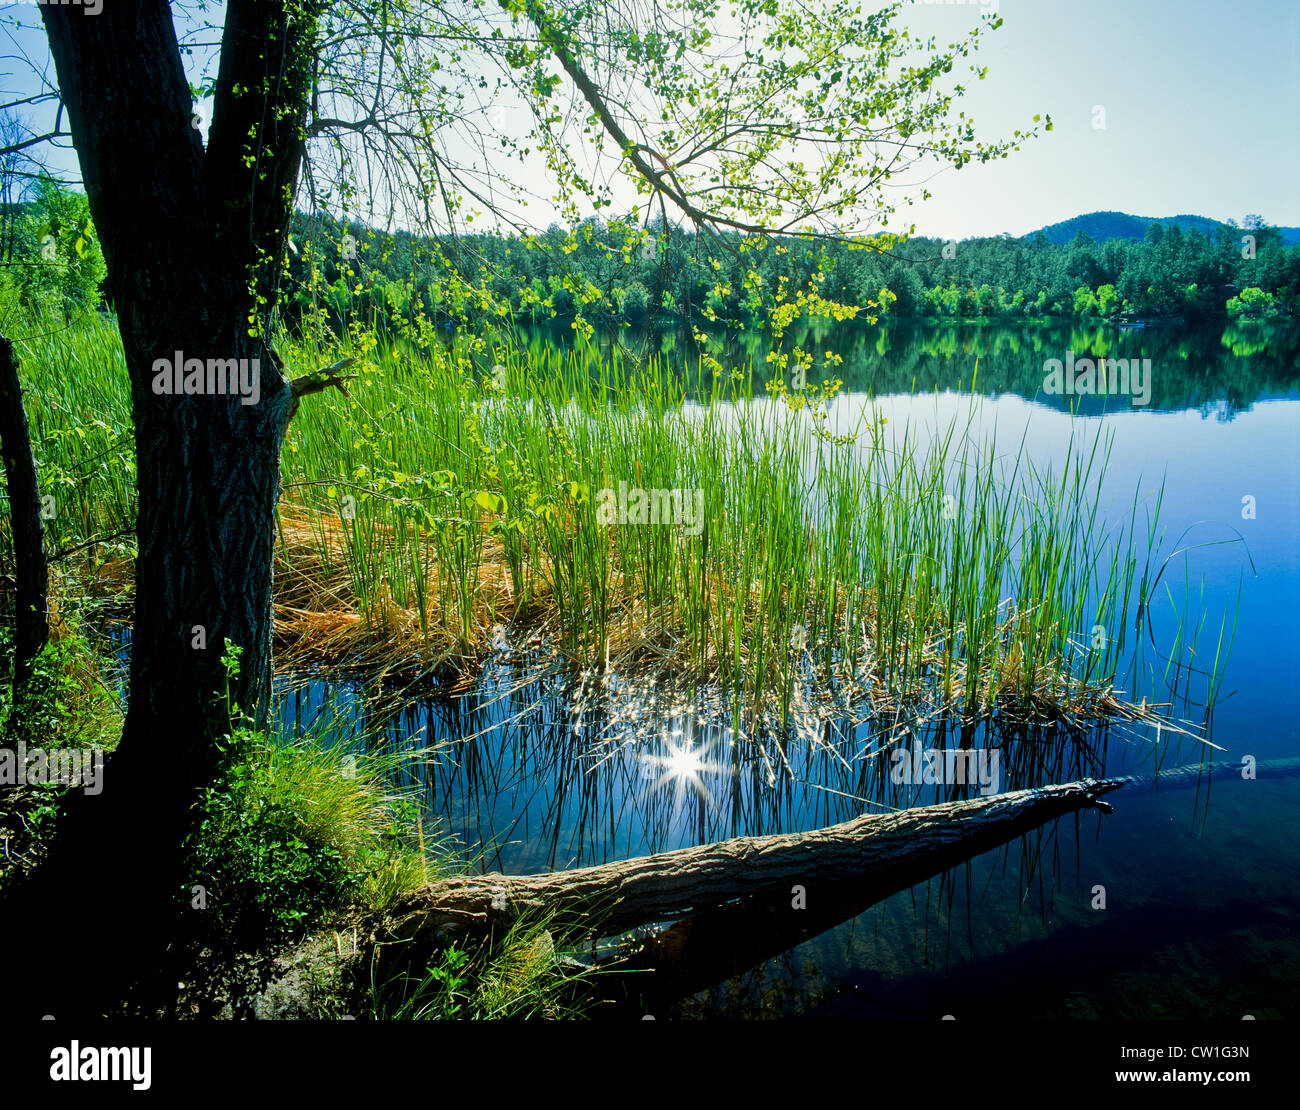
[277,320,1300,1018]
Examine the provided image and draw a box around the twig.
[286,356,359,423]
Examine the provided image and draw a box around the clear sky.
[0,0,1295,239]
[896,0,1300,237]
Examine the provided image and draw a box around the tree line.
[274,209,1299,336]
[4,181,1293,333]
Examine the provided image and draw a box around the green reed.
[281,329,1165,723]
[7,301,1196,725]
[1,306,136,557]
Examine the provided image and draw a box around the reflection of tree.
[511,320,1300,417]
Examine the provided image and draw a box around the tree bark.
[0,1,322,1018]
[0,334,48,700]
[592,757,1300,1010]
[374,777,1124,954]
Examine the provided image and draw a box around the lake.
[276,318,1300,1018]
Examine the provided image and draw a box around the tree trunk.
[375,777,1124,952]
[0,334,48,700]
[593,756,1300,1010]
[0,0,320,1018]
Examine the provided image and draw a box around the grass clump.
[8,297,1232,741]
[273,332,1170,730]
[181,726,431,952]
[0,625,123,750]
[179,717,600,1019]
[371,916,596,1020]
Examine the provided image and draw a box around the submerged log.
[1108,755,1300,791]
[589,754,1300,1011]
[376,776,1124,954]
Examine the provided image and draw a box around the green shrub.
[1226,286,1277,319]
[0,626,122,749]
[181,728,430,950]
[185,741,354,946]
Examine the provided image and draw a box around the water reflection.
[94,318,1298,1017]
[274,641,1216,880]
[500,318,1300,417]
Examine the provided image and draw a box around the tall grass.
[6,299,1195,728]
[2,305,135,559]
[281,332,1153,725]
[369,914,596,1020]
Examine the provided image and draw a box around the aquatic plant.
[5,301,1236,736]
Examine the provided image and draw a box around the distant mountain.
[1025,210,1300,247]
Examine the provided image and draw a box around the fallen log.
[240,776,1122,1014]
[376,776,1124,954]
[377,758,1300,953]
[254,756,1296,1014]
[589,754,1300,1011]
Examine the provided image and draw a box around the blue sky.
[0,0,1295,239]
[899,0,1300,237]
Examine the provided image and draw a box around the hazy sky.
[1,0,1295,239]
[898,0,1300,237]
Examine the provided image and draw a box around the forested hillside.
[279,208,1300,332]
[4,180,1295,331]
[1030,210,1300,247]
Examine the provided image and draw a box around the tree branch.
[0,128,70,157]
[286,355,358,423]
